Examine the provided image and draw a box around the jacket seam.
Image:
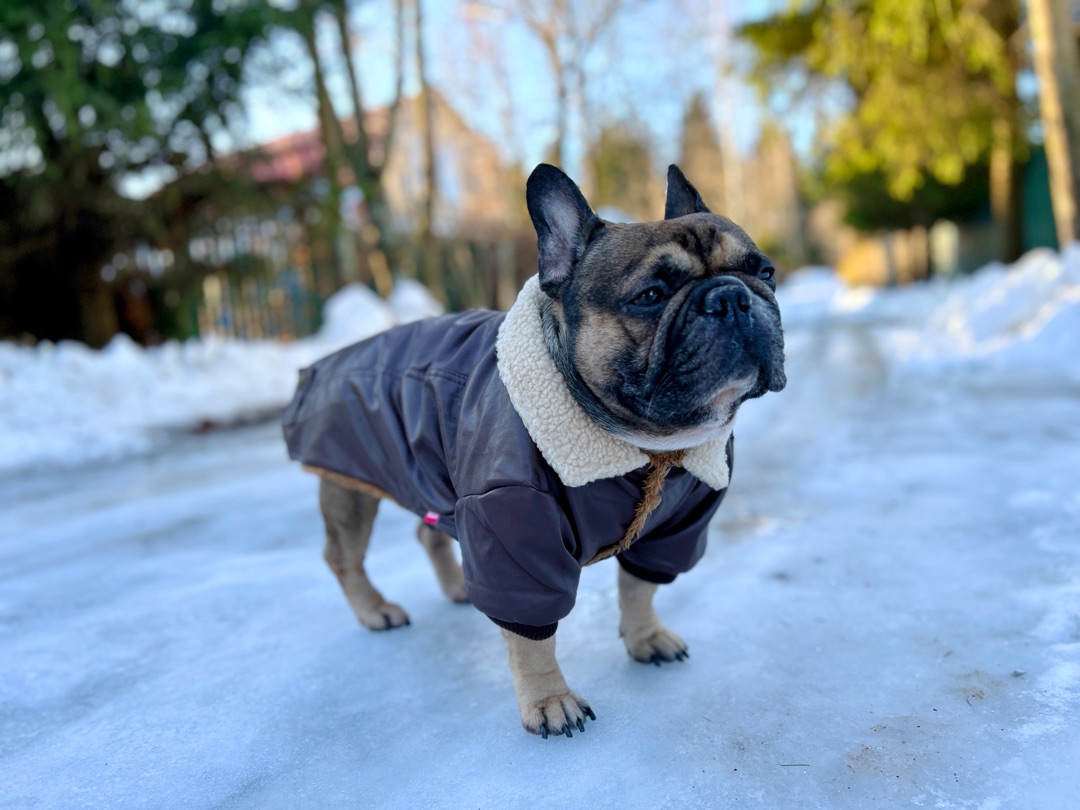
[420,366,470,385]
[313,364,470,388]
[456,481,551,503]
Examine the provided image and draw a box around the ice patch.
[1016,662,1080,740]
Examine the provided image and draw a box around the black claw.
[584,706,596,721]
[652,654,662,667]
[564,724,573,738]
[540,724,549,740]
[576,718,585,733]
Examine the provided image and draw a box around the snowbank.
[0,281,443,475]
[903,244,1080,377]
[782,244,1080,380]
[3,246,1078,476]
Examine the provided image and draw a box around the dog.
[282,164,786,738]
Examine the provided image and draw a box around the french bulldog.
[282,164,786,738]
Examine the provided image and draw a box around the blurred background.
[2,0,1077,349]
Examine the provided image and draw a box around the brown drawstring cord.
[584,449,686,566]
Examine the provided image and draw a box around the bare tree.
[986,0,1025,262]
[414,0,438,246]
[412,0,445,298]
[468,0,631,171]
[296,0,408,296]
[459,3,526,168]
[703,0,745,224]
[1028,0,1080,246]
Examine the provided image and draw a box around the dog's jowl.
[282,164,786,738]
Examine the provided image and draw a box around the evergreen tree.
[0,0,275,345]
[587,120,657,221]
[677,93,726,216]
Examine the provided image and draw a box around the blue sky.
[241,0,786,179]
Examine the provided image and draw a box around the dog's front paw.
[520,691,596,739]
[624,624,689,666]
[442,579,469,604]
[354,600,410,631]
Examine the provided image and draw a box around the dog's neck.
[539,299,633,440]
[495,276,732,490]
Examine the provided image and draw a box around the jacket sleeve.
[617,437,734,583]
[455,485,581,630]
[616,481,728,583]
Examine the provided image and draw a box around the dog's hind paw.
[521,692,595,739]
[624,625,689,665]
[355,601,410,631]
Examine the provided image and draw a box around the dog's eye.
[757,265,775,282]
[632,287,665,307]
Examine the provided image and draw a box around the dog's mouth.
[706,374,758,425]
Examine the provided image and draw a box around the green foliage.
[0,0,281,344]
[0,0,275,184]
[839,165,989,231]
[738,0,1024,213]
[738,7,820,97]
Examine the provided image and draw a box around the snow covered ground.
[0,278,443,475]
[2,250,1079,807]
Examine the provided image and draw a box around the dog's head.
[527,163,786,451]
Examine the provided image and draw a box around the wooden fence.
[121,218,539,344]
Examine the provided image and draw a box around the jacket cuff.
[617,556,677,585]
[489,617,559,640]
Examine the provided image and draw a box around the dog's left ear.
[526,164,603,297]
[665,164,712,219]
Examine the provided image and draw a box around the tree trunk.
[352,0,408,297]
[1028,0,1080,246]
[363,192,396,298]
[302,23,347,191]
[79,273,120,348]
[331,0,372,177]
[983,0,1025,263]
[990,115,1024,262]
[327,0,394,296]
[413,0,445,301]
[299,18,349,291]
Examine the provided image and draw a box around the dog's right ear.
[526,164,603,297]
[665,164,712,219]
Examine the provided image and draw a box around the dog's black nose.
[703,283,751,318]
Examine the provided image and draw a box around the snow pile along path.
[0,279,442,475]
[777,242,1080,380]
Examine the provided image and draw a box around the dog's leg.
[416,523,468,603]
[319,479,410,630]
[501,629,594,738]
[617,565,689,665]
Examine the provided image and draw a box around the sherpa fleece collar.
[495,275,732,490]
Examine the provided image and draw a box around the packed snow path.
[3,275,1080,806]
